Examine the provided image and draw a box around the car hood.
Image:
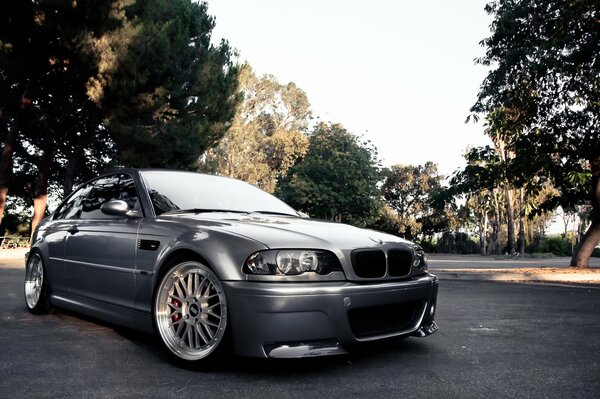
[164,213,414,251]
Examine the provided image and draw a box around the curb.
[431,269,600,285]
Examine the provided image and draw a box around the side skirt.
[51,293,155,334]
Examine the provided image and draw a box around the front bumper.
[223,274,438,358]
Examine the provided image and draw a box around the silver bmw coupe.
[24,169,438,364]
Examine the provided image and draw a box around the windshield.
[140,170,299,217]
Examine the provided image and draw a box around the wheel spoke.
[174,279,186,299]
[194,278,206,297]
[193,273,200,296]
[202,281,211,298]
[203,318,219,329]
[202,322,214,339]
[169,293,183,302]
[187,274,193,298]
[170,319,182,327]
[187,324,196,348]
[195,323,209,345]
[179,277,188,297]
[175,319,185,337]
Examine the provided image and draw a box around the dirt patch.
[0,259,24,269]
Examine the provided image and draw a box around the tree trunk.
[64,156,79,197]
[518,188,525,254]
[30,166,50,238]
[504,185,515,254]
[492,188,501,255]
[570,156,600,267]
[481,211,488,256]
[30,133,53,238]
[0,117,18,225]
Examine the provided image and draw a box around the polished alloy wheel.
[25,253,44,309]
[155,262,227,361]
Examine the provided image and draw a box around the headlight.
[413,248,428,273]
[243,250,342,275]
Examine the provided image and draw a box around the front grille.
[351,247,415,279]
[388,249,412,277]
[351,250,386,278]
[348,301,423,338]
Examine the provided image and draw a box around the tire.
[154,261,229,364]
[24,252,51,314]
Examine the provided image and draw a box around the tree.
[0,0,239,233]
[200,65,310,192]
[380,162,446,240]
[471,0,600,267]
[446,145,556,255]
[99,0,240,170]
[0,0,129,232]
[276,123,381,226]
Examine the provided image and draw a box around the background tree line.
[1,1,598,266]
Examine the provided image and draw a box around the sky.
[205,0,494,177]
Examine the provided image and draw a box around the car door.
[64,173,142,310]
[42,185,96,295]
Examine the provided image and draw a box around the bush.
[418,239,437,253]
[436,232,479,254]
[524,253,556,259]
[540,237,572,257]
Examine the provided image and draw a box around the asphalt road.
[1,267,599,398]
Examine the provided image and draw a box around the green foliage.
[200,65,310,192]
[436,232,480,255]
[472,0,599,215]
[0,197,30,236]
[380,162,451,239]
[540,237,572,257]
[470,0,600,265]
[276,123,382,227]
[0,0,122,191]
[0,0,239,228]
[448,146,503,195]
[102,0,240,169]
[369,205,402,236]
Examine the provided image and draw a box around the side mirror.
[100,200,141,218]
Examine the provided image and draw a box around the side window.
[54,184,93,220]
[54,174,140,220]
[81,174,140,219]
[119,174,140,210]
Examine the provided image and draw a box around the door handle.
[67,225,79,235]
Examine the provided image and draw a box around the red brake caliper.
[172,299,182,322]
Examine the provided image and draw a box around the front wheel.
[154,261,228,363]
[24,252,51,314]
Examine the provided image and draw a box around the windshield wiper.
[163,209,250,215]
[251,210,298,217]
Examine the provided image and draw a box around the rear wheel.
[24,253,51,314]
[154,261,228,363]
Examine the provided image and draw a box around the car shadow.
[50,306,433,375]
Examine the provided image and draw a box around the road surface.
[1,266,599,398]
